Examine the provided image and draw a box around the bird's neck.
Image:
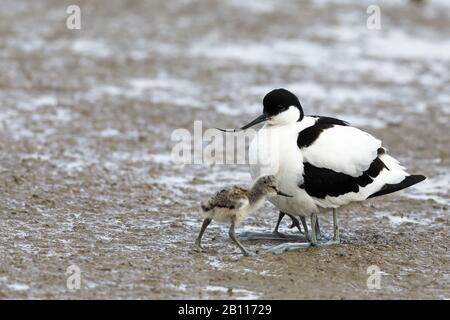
[247,188,266,207]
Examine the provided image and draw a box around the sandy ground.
[0,0,449,299]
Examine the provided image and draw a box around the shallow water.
[0,0,449,299]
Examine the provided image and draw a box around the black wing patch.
[368,175,426,198]
[300,157,387,199]
[297,116,349,149]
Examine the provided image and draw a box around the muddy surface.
[0,0,449,299]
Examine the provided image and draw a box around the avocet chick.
[195,175,292,256]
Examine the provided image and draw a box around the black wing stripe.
[297,116,349,149]
[368,175,426,198]
[300,157,386,199]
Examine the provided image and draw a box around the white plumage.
[250,116,409,212]
[301,124,382,177]
[249,120,316,213]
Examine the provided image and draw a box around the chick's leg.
[229,220,251,256]
[272,212,286,235]
[195,218,211,251]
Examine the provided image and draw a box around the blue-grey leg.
[300,216,309,241]
[238,211,305,241]
[195,218,211,251]
[229,220,251,256]
[273,211,286,235]
[333,208,340,243]
[265,241,312,253]
[265,211,340,253]
[315,215,322,240]
[286,213,304,235]
[315,209,339,245]
[300,215,322,241]
[313,209,340,245]
[310,212,318,246]
[264,214,315,253]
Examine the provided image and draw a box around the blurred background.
[0,0,448,299]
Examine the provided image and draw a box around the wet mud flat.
[0,0,449,299]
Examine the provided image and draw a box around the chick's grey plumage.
[201,186,248,213]
[195,175,291,256]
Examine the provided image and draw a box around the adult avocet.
[220,88,425,251]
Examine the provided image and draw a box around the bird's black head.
[263,88,303,120]
[216,88,304,132]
